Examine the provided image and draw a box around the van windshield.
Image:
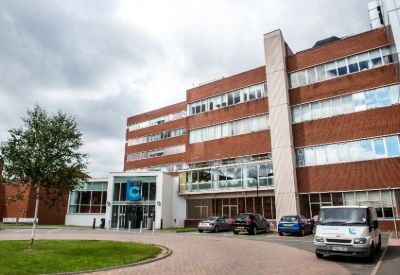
[318,208,367,226]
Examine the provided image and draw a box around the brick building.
[123,1,400,229]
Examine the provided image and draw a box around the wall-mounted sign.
[126,180,142,201]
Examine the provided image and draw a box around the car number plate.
[332,246,347,252]
[237,226,244,230]
[284,224,293,227]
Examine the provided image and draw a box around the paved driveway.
[0,228,350,275]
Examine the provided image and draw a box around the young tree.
[0,104,88,249]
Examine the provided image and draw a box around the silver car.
[197,216,231,233]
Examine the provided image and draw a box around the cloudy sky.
[0,0,371,177]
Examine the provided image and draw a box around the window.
[69,182,108,214]
[292,106,302,123]
[297,134,400,167]
[352,92,366,112]
[127,111,186,131]
[288,47,392,89]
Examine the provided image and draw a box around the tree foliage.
[0,104,88,206]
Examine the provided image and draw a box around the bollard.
[140,221,143,233]
[92,218,96,229]
[152,221,155,235]
[128,220,131,232]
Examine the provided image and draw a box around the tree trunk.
[29,182,40,250]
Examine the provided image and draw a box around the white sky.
[0,0,371,177]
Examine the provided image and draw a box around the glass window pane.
[352,92,366,112]
[341,94,354,114]
[297,70,307,86]
[326,144,339,163]
[228,93,234,106]
[338,143,349,162]
[316,64,327,82]
[348,56,359,73]
[326,61,338,79]
[369,49,382,67]
[292,106,302,123]
[315,146,327,165]
[373,138,386,158]
[360,140,374,160]
[320,100,331,118]
[376,87,391,107]
[389,85,400,105]
[214,124,221,139]
[349,141,363,161]
[337,58,348,76]
[305,147,316,166]
[358,52,370,71]
[331,97,343,116]
[385,136,400,157]
[381,47,393,64]
[302,104,311,121]
[311,101,321,120]
[234,90,241,104]
[249,89,256,100]
[306,68,317,84]
[365,90,378,109]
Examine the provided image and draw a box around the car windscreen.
[235,214,250,220]
[280,216,297,222]
[318,208,367,225]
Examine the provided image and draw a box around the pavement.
[0,227,399,275]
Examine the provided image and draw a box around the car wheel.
[253,226,258,235]
[316,252,323,259]
[214,226,219,233]
[278,231,283,236]
[198,229,203,233]
[234,231,239,235]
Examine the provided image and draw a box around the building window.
[189,114,269,144]
[291,84,400,124]
[127,111,186,132]
[68,182,108,214]
[296,134,400,167]
[188,82,267,116]
[289,46,394,89]
[126,145,185,162]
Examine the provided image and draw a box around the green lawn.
[0,240,160,274]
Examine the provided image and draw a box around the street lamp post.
[256,181,259,214]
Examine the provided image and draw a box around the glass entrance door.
[111,205,155,229]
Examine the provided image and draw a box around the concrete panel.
[272,146,298,195]
[264,30,286,74]
[65,214,105,227]
[268,69,290,107]
[269,104,293,149]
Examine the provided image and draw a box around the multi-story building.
[122,0,400,230]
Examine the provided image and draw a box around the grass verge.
[0,240,160,274]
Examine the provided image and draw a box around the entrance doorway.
[111,205,155,229]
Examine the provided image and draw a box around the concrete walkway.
[0,229,350,275]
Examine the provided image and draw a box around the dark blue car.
[278,215,313,236]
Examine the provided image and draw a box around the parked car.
[232,213,271,235]
[278,215,314,236]
[314,206,381,261]
[197,216,231,233]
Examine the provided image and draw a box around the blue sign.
[126,180,141,201]
[348,228,356,235]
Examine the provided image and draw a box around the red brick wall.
[0,183,67,225]
[188,98,268,129]
[187,66,266,102]
[379,220,400,231]
[126,135,187,154]
[293,105,400,147]
[186,131,271,163]
[289,65,398,105]
[124,152,186,171]
[296,158,400,193]
[287,28,389,72]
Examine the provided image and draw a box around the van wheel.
[279,231,283,236]
[377,235,382,251]
[234,231,239,235]
[316,252,323,259]
[367,243,375,262]
[198,229,203,233]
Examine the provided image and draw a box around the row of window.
[189,114,269,144]
[299,189,400,219]
[127,111,187,132]
[292,84,400,124]
[289,46,393,89]
[188,153,272,169]
[127,128,186,146]
[179,162,274,192]
[126,144,186,162]
[296,134,400,167]
[188,82,267,116]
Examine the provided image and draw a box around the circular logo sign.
[126,180,141,201]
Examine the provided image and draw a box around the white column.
[263,29,300,223]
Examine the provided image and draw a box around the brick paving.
[0,229,350,275]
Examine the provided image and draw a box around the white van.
[314,206,381,261]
